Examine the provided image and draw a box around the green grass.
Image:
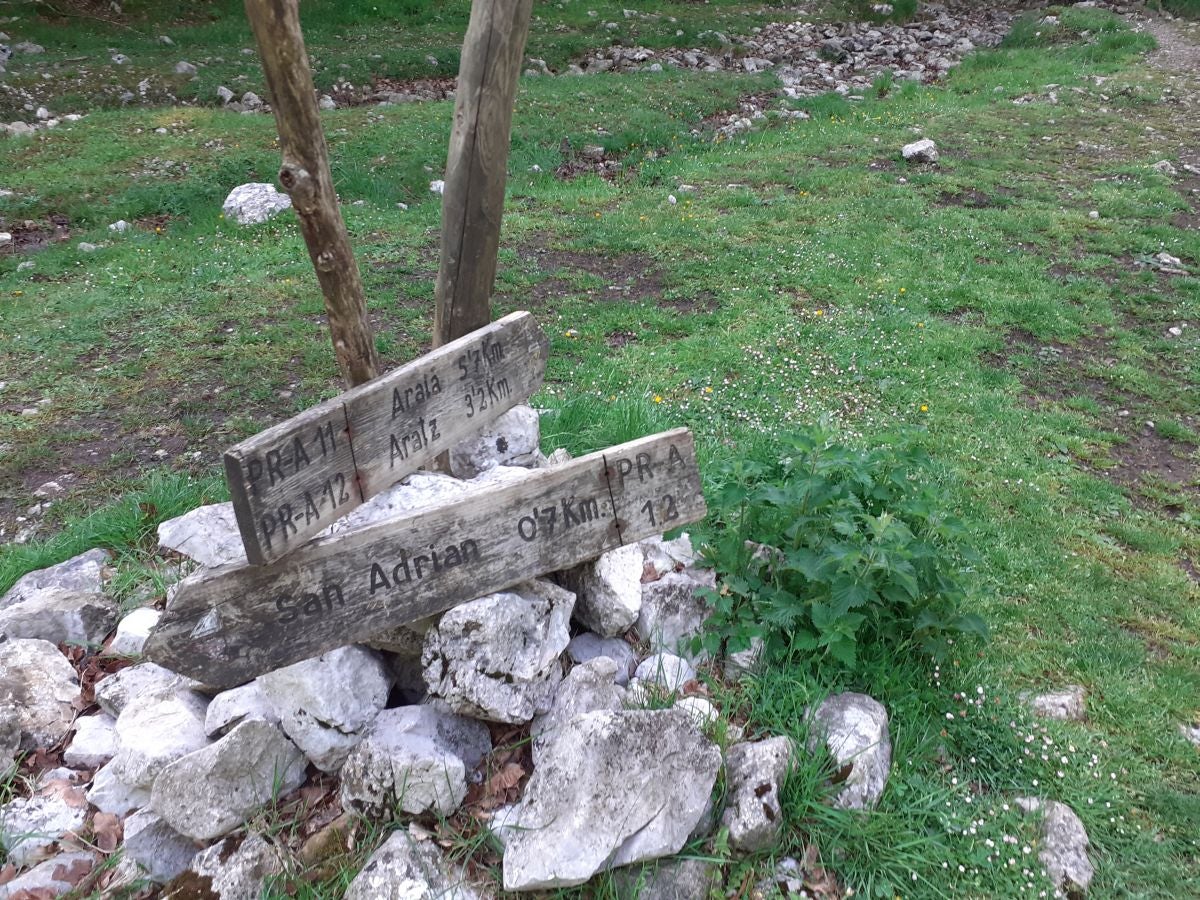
[2,3,1199,898]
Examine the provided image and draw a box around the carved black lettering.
[414,555,430,579]
[369,563,390,594]
[246,458,264,495]
[260,514,276,550]
[321,478,337,509]
[518,515,537,541]
[663,494,679,522]
[616,457,633,489]
[443,544,462,568]
[464,391,476,418]
[276,595,297,624]
[292,435,311,471]
[392,552,412,584]
[667,444,684,468]
[390,434,406,467]
[561,497,581,527]
[323,583,344,611]
[301,593,324,617]
[303,491,320,524]
[460,539,480,563]
[579,497,600,522]
[636,452,655,482]
[278,504,297,536]
[266,449,285,486]
[333,472,350,504]
[430,418,441,441]
[539,505,557,537]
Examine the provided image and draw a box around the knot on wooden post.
[316,249,338,272]
[278,163,318,209]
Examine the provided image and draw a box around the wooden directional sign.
[145,429,705,688]
[224,311,548,566]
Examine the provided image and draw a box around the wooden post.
[433,0,535,347]
[245,0,380,387]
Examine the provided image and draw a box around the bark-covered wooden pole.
[245,0,380,386]
[433,0,534,347]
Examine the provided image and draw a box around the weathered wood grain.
[225,311,548,565]
[433,0,535,346]
[245,0,379,387]
[146,429,706,688]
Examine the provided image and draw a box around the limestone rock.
[345,827,482,900]
[339,706,491,816]
[423,580,573,724]
[186,832,285,900]
[174,61,197,76]
[0,639,79,750]
[567,543,644,637]
[807,692,891,810]
[1026,685,1086,721]
[157,502,246,567]
[722,736,793,852]
[635,569,715,658]
[639,533,699,580]
[151,720,307,840]
[204,681,279,738]
[448,404,542,477]
[901,138,939,163]
[0,781,89,867]
[108,607,160,656]
[257,645,392,771]
[327,471,471,535]
[566,632,638,685]
[1016,797,1094,894]
[86,761,144,817]
[94,662,199,717]
[1180,723,1200,748]
[676,696,718,729]
[612,857,719,900]
[97,690,210,811]
[63,713,117,768]
[221,183,293,226]
[531,658,625,764]
[0,850,94,899]
[501,708,721,890]
[123,809,199,883]
[1,549,108,608]
[634,653,696,693]
[0,585,117,646]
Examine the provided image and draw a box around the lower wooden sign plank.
[145,428,706,688]
[225,311,548,566]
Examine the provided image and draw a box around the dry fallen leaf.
[51,856,93,887]
[0,864,16,886]
[92,812,123,853]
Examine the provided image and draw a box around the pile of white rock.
[0,404,1096,898]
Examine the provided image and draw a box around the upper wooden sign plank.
[224,311,548,565]
[145,429,706,688]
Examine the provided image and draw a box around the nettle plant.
[695,427,985,673]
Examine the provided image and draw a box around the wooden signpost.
[145,428,705,688]
[224,311,548,565]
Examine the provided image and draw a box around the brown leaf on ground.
[38,779,89,810]
[801,844,844,900]
[0,864,16,886]
[298,812,354,867]
[50,856,93,886]
[92,812,123,853]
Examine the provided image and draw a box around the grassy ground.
[1,2,1198,897]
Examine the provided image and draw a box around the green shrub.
[694,427,985,673]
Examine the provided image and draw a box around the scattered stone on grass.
[1015,797,1095,894]
[565,543,644,637]
[345,827,482,900]
[1180,723,1200,747]
[1152,159,1178,176]
[0,780,89,867]
[0,549,109,607]
[635,569,716,659]
[123,809,200,883]
[221,182,293,226]
[902,138,939,163]
[566,632,638,685]
[448,404,543,477]
[0,638,79,750]
[1026,685,1087,721]
[151,719,307,840]
[183,832,286,900]
[258,644,392,772]
[0,584,117,646]
[722,736,793,853]
[612,857,719,900]
[339,706,491,816]
[502,708,721,890]
[63,713,117,768]
[423,580,573,724]
[108,607,161,656]
[633,652,696,694]
[174,61,197,75]
[807,692,892,810]
[157,502,247,567]
[639,533,699,579]
[676,696,718,729]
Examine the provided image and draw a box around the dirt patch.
[334,76,457,108]
[0,214,72,254]
[935,189,1004,208]
[518,241,665,305]
[658,291,718,314]
[605,330,639,349]
[554,141,626,181]
[1103,426,1198,503]
[1181,557,1199,584]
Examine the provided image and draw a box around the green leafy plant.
[695,427,985,673]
